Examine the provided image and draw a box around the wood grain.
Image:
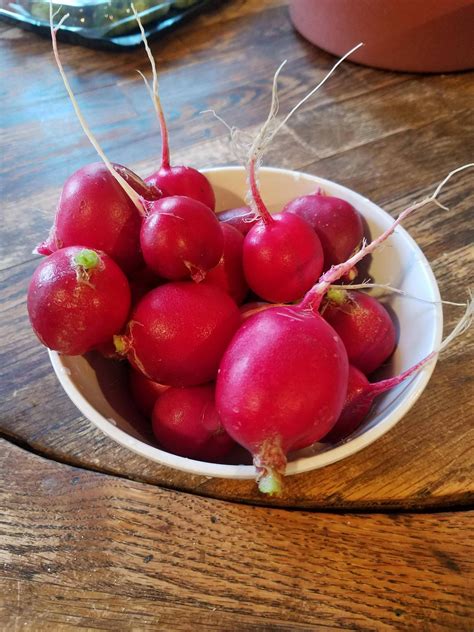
[0,0,473,510]
[1,439,473,630]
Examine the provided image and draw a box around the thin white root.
[438,292,473,353]
[274,42,364,137]
[332,282,467,307]
[49,5,144,215]
[132,4,162,122]
[311,163,474,298]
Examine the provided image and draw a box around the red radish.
[283,192,363,269]
[129,368,169,417]
[115,282,241,387]
[140,196,224,282]
[322,289,396,375]
[243,208,324,302]
[326,295,474,443]
[217,206,257,235]
[152,384,235,461]
[216,305,349,492]
[202,224,248,304]
[37,163,157,274]
[215,165,471,493]
[47,11,153,221]
[133,10,215,210]
[27,247,131,355]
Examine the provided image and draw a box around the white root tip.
[438,293,473,353]
[331,282,467,308]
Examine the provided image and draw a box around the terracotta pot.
[289,0,474,73]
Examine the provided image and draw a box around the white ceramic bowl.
[49,167,443,479]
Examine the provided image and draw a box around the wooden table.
[1,0,473,628]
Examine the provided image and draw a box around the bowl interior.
[50,167,442,479]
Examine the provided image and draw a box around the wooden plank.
[1,0,473,509]
[1,220,472,509]
[1,440,473,630]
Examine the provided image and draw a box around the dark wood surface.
[1,1,473,626]
[2,440,473,630]
[1,0,473,509]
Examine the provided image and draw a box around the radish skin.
[152,384,235,461]
[28,247,131,355]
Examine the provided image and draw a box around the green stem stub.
[113,335,129,355]
[254,436,287,496]
[326,287,347,305]
[258,469,283,495]
[74,249,100,270]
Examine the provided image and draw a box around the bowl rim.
[48,165,443,479]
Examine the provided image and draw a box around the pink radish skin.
[152,384,235,461]
[27,247,131,355]
[322,289,396,375]
[216,305,349,492]
[202,224,248,304]
[116,282,241,387]
[214,164,462,494]
[217,206,257,235]
[146,167,215,211]
[140,196,224,282]
[242,159,324,303]
[244,212,324,302]
[325,344,446,443]
[283,192,363,269]
[37,163,160,274]
[129,367,169,417]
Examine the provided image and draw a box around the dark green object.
[0,0,223,50]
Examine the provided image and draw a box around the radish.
[132,8,215,210]
[283,191,363,270]
[321,288,396,375]
[129,367,169,417]
[40,11,165,273]
[217,206,257,235]
[37,162,157,274]
[243,208,324,303]
[27,247,131,355]
[140,196,224,282]
[202,223,248,304]
[325,296,474,442]
[47,11,151,217]
[152,384,235,461]
[115,282,241,387]
[216,165,473,494]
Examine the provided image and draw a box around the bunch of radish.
[27,7,472,495]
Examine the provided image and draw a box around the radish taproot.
[140,195,224,282]
[132,8,215,210]
[152,384,235,461]
[216,166,472,494]
[115,282,241,387]
[322,289,396,375]
[27,247,131,356]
